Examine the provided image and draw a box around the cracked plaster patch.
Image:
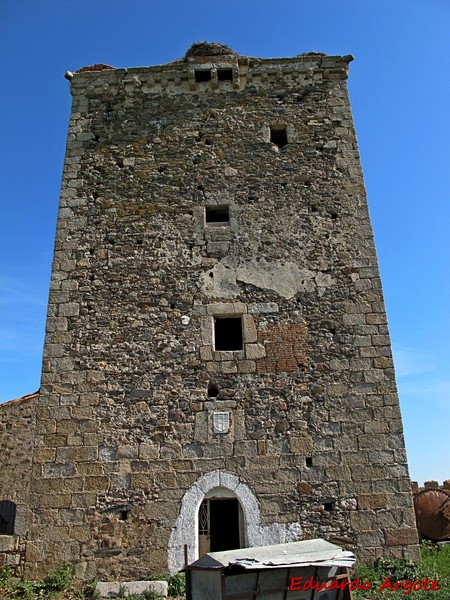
[201,257,333,300]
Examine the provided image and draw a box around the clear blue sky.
[1,0,449,485]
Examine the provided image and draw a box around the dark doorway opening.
[210,498,240,552]
[0,500,16,535]
[199,498,240,554]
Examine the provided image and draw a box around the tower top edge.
[71,51,354,76]
[66,49,354,97]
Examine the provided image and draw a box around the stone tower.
[27,43,419,580]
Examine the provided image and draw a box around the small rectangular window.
[214,317,243,351]
[205,205,229,225]
[218,69,233,82]
[270,126,288,148]
[195,70,212,83]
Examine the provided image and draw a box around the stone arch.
[167,470,302,572]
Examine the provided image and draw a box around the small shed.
[185,538,356,600]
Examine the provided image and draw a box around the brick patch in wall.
[257,323,309,373]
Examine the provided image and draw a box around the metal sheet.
[187,538,355,571]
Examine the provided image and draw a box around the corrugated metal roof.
[188,539,355,570]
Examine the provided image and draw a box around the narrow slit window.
[270,126,288,148]
[195,70,212,83]
[205,205,229,225]
[214,317,243,351]
[218,69,233,82]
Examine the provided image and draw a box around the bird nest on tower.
[184,42,238,60]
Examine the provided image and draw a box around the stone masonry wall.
[26,46,419,580]
[0,393,36,575]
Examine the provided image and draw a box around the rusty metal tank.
[414,488,450,540]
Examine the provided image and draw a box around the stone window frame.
[192,200,238,257]
[189,66,239,91]
[198,201,238,232]
[200,303,266,374]
[261,124,296,148]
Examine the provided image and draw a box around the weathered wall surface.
[0,393,36,574]
[26,46,419,580]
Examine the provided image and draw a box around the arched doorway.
[198,487,243,555]
[168,470,302,573]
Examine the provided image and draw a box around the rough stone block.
[245,343,266,359]
[205,361,220,374]
[385,528,419,547]
[199,345,213,361]
[34,448,57,463]
[139,443,160,460]
[0,536,16,552]
[200,317,213,345]
[237,360,256,373]
[58,303,79,317]
[221,361,238,373]
[248,302,279,314]
[76,462,104,476]
[242,314,257,343]
[289,434,313,455]
[117,445,139,459]
[203,442,233,457]
[207,302,247,315]
[84,475,110,491]
[56,446,98,462]
[358,493,387,510]
[357,530,385,548]
[99,446,118,462]
[194,411,208,442]
[38,493,72,509]
[6,553,20,566]
[357,434,386,450]
[207,241,230,255]
[56,419,78,434]
[234,440,257,456]
[351,465,386,480]
[42,463,76,478]
[95,580,168,598]
[214,350,244,361]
